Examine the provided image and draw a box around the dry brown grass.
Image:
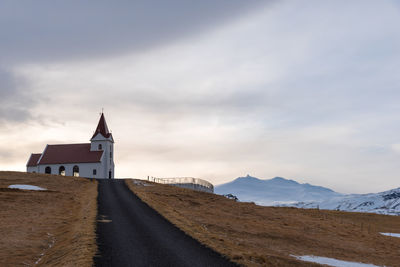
[126,179,400,267]
[0,171,97,267]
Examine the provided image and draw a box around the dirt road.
[94,179,236,267]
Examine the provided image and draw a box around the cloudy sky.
[1,0,400,193]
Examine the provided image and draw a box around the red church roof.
[27,153,42,167]
[91,113,113,139]
[38,143,103,165]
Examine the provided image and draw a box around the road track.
[94,179,236,267]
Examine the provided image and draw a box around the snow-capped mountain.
[215,175,342,206]
[216,175,400,215]
[285,188,400,216]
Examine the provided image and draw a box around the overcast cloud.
[0,0,269,63]
[1,0,400,193]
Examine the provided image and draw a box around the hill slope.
[215,175,341,205]
[127,179,400,267]
[0,171,97,266]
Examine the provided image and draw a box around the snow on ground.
[380,232,400,238]
[215,176,342,205]
[8,184,47,191]
[293,255,380,267]
[131,180,153,187]
[215,175,400,216]
[284,187,400,216]
[35,233,55,265]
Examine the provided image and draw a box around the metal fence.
[151,177,214,193]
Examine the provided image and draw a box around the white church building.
[26,113,115,179]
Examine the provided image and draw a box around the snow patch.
[380,232,400,238]
[34,233,55,265]
[131,180,153,187]
[8,184,46,191]
[293,255,380,267]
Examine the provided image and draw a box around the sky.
[1,0,400,193]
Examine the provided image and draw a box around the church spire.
[91,112,112,139]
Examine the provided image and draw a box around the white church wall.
[90,134,113,150]
[27,166,38,173]
[37,162,105,178]
[90,134,114,179]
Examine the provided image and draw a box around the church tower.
[90,113,115,179]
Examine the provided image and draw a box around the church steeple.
[90,112,115,179]
[91,113,112,140]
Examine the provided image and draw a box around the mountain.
[285,188,400,216]
[215,175,342,206]
[215,175,400,216]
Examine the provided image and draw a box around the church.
[26,113,115,179]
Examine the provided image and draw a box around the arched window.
[45,166,51,174]
[59,166,66,176]
[98,144,102,150]
[73,165,79,177]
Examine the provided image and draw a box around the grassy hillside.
[0,171,97,266]
[126,179,400,267]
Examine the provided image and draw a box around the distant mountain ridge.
[215,175,342,206]
[285,187,400,216]
[215,175,400,215]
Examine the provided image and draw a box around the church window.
[93,169,97,175]
[59,166,66,176]
[98,144,102,150]
[73,165,80,177]
[45,166,51,174]
[110,152,112,158]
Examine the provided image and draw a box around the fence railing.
[151,177,214,193]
